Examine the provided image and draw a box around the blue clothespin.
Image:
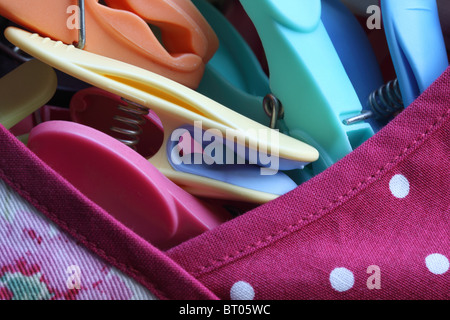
[239,0,374,181]
[193,0,272,127]
[381,0,449,107]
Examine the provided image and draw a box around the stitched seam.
[192,107,450,276]
[0,169,170,300]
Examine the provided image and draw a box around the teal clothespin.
[194,0,272,127]
[239,0,374,180]
[381,0,449,107]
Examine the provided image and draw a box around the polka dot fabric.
[168,67,450,300]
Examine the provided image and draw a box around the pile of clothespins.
[0,0,448,250]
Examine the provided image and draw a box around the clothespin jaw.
[381,0,449,107]
[0,0,219,89]
[240,0,374,177]
[104,0,219,63]
[5,27,319,203]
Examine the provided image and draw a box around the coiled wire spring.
[110,99,149,150]
[344,79,404,125]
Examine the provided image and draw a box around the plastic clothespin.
[104,0,218,63]
[321,0,385,131]
[239,0,374,180]
[0,0,219,89]
[5,27,319,204]
[28,121,232,250]
[381,0,449,107]
[193,0,272,127]
[70,87,164,159]
[0,59,56,130]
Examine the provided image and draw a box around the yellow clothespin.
[5,27,319,204]
[0,59,57,129]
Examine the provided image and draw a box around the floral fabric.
[0,179,157,300]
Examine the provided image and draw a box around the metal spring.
[110,99,149,150]
[344,79,404,125]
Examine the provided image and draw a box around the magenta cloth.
[1,67,449,300]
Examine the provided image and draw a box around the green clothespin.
[240,0,374,181]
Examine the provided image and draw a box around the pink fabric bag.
[1,66,449,300]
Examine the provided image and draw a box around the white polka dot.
[426,254,449,275]
[389,174,410,198]
[329,268,354,292]
[230,281,255,300]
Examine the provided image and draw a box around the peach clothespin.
[0,0,218,89]
[104,0,218,63]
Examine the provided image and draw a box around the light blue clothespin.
[239,0,374,181]
[381,0,449,107]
